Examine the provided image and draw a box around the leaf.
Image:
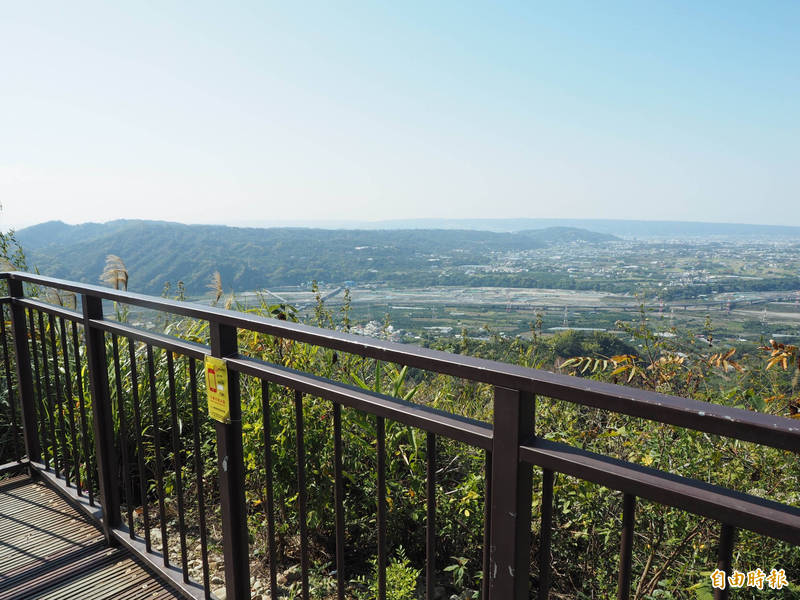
[393,365,409,397]
[349,372,368,389]
[403,388,418,402]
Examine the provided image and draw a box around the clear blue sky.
[1,1,798,230]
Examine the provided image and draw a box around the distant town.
[239,236,800,349]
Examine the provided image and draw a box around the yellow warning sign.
[204,356,230,423]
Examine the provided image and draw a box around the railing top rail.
[5,270,800,451]
[520,438,800,545]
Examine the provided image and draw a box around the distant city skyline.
[2,2,798,231]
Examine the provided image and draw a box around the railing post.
[209,321,250,600]
[8,279,40,464]
[617,494,636,600]
[489,386,534,599]
[82,293,120,542]
[714,524,736,600]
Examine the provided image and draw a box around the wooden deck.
[0,474,183,600]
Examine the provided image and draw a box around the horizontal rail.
[0,458,30,475]
[14,297,82,322]
[227,354,494,450]
[5,272,800,452]
[519,438,800,545]
[531,376,800,452]
[89,319,208,360]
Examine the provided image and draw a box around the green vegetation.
[354,547,421,600]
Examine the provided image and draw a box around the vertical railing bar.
[714,524,735,600]
[29,309,48,470]
[167,351,189,581]
[482,450,492,600]
[376,415,387,600]
[59,316,80,490]
[617,494,636,600]
[189,358,211,598]
[8,282,40,465]
[72,321,94,505]
[0,307,20,460]
[129,338,151,548]
[537,469,554,600]
[112,334,135,532]
[332,401,345,600]
[48,313,69,484]
[262,381,279,600]
[147,344,170,566]
[38,311,58,476]
[426,432,436,600]
[295,389,310,600]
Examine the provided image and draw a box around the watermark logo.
[710,568,788,590]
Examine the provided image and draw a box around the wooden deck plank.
[0,477,183,600]
[0,546,119,600]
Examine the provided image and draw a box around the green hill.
[17,220,617,295]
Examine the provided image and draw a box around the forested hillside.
[17,220,616,294]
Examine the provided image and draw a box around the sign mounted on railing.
[204,356,231,423]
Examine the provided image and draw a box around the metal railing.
[0,271,798,600]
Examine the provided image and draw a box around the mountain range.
[17,220,617,295]
[219,218,800,238]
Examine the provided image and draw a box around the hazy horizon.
[16,215,800,237]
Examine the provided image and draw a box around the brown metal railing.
[0,271,798,600]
